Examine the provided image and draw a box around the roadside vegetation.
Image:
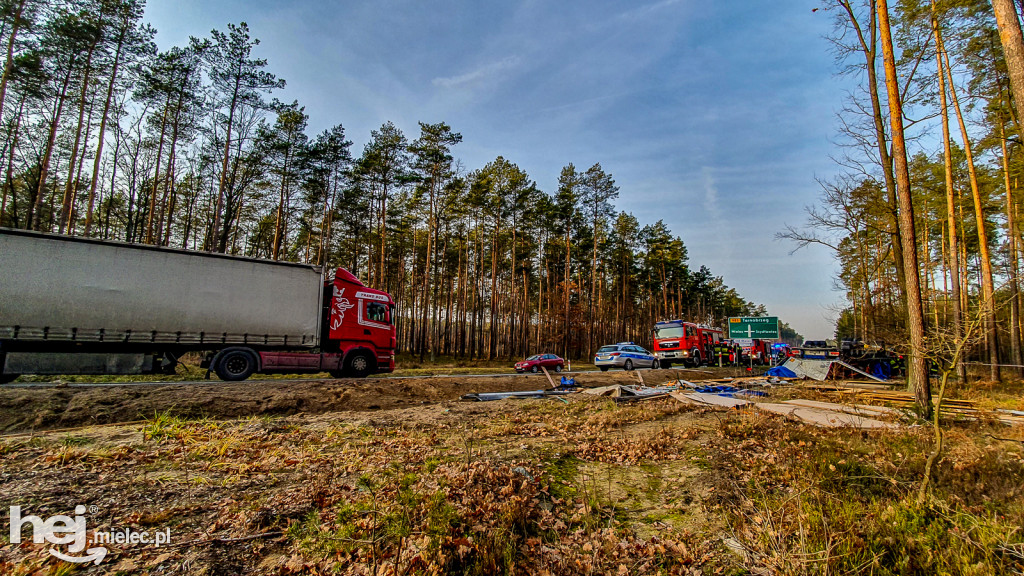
[1,382,1021,575]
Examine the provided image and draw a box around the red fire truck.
[736,338,772,365]
[652,320,724,368]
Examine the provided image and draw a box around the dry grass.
[1,386,1021,575]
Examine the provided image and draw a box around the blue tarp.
[692,385,768,398]
[765,365,798,378]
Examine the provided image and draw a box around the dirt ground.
[0,370,744,575]
[2,371,1020,575]
[0,368,744,433]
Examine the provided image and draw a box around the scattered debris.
[678,393,752,409]
[755,402,897,429]
[691,385,768,398]
[808,386,1024,426]
[782,398,904,419]
[582,384,623,397]
[461,389,575,402]
[612,385,678,403]
[770,358,888,383]
[540,366,557,388]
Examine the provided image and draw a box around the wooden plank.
[668,391,703,405]
[582,385,622,397]
[756,403,897,429]
[540,366,557,389]
[853,403,905,417]
[783,399,897,418]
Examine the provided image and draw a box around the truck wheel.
[215,348,258,381]
[346,351,374,378]
[623,359,633,371]
[691,350,702,366]
[661,360,672,369]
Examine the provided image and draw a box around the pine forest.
[0,0,781,362]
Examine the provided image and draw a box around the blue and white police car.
[594,342,659,371]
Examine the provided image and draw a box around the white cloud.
[432,56,522,88]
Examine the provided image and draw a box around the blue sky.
[144,0,847,339]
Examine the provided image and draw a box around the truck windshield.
[654,327,685,339]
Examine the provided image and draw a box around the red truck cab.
[652,320,723,368]
[232,268,396,380]
[324,269,396,375]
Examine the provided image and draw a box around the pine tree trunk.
[68,99,96,235]
[838,0,907,302]
[272,147,291,259]
[85,17,129,237]
[32,59,77,231]
[993,0,1024,143]
[2,98,24,227]
[489,218,499,360]
[146,105,169,244]
[0,0,26,129]
[1000,117,1024,377]
[878,0,931,416]
[60,43,97,234]
[211,90,239,252]
[941,41,1001,383]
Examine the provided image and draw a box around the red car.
[515,354,565,373]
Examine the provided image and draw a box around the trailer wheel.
[215,348,258,381]
[346,350,374,378]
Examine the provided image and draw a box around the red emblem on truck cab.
[330,287,355,330]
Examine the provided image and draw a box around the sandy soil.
[0,372,739,575]
[0,368,743,433]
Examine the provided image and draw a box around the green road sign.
[728,316,780,339]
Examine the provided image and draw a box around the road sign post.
[728,316,780,339]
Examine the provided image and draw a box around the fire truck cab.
[652,320,724,368]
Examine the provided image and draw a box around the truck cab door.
[358,299,393,349]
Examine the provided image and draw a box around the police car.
[594,342,659,371]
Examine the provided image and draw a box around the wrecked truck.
[0,228,396,382]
